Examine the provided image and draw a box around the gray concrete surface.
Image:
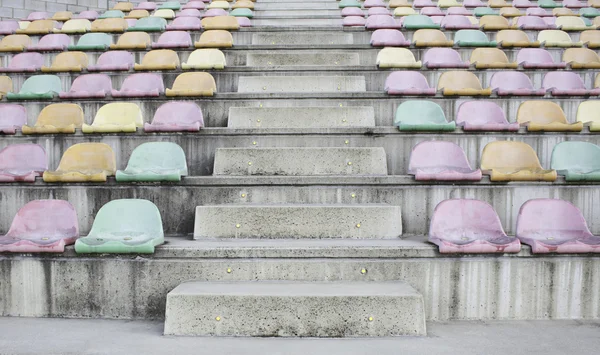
[251,32,355,45]
[237,76,367,93]
[246,52,360,66]
[227,106,375,128]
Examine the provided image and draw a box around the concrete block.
[24,0,46,11]
[4,0,24,8]
[252,19,343,26]
[254,2,339,9]
[97,0,108,9]
[237,76,366,93]
[12,8,30,19]
[164,281,426,337]
[213,147,388,176]
[57,0,77,4]
[67,4,87,12]
[227,106,375,128]
[45,2,68,12]
[252,32,354,45]
[255,10,342,16]
[0,8,13,18]
[246,52,360,66]
[193,204,402,239]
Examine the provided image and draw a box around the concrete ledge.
[237,75,367,93]
[246,52,360,66]
[227,106,375,128]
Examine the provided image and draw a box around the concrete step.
[254,10,342,16]
[237,75,366,93]
[254,3,341,9]
[213,147,387,176]
[252,18,343,26]
[251,32,355,45]
[227,106,375,128]
[193,204,402,239]
[164,281,426,336]
[246,51,359,66]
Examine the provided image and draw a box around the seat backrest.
[136,2,157,10]
[496,29,531,43]
[178,9,202,17]
[93,102,143,127]
[441,15,473,27]
[580,30,600,45]
[113,2,134,11]
[413,29,449,43]
[171,72,216,92]
[127,10,150,19]
[408,141,473,172]
[551,141,600,172]
[50,51,88,69]
[96,50,134,66]
[151,101,204,127]
[68,74,113,94]
[120,73,164,92]
[480,141,544,170]
[99,10,125,19]
[516,48,555,65]
[185,48,226,66]
[479,15,510,28]
[1,34,30,48]
[0,21,19,34]
[140,49,179,66]
[36,103,84,128]
[7,52,44,70]
[499,7,523,17]
[454,29,490,44]
[153,9,176,18]
[5,200,78,239]
[394,100,447,125]
[516,199,592,237]
[77,10,99,20]
[542,72,586,90]
[371,29,407,44]
[159,1,181,10]
[27,12,49,21]
[124,142,188,174]
[115,31,151,46]
[169,16,201,28]
[20,75,61,94]
[134,16,168,28]
[76,32,112,47]
[394,7,417,16]
[384,71,432,91]
[517,100,568,125]
[516,15,547,28]
[576,100,600,125]
[0,103,26,127]
[197,30,233,46]
[55,143,115,173]
[457,101,509,126]
[473,6,497,16]
[553,8,576,16]
[155,31,192,45]
[538,30,573,44]
[91,18,128,31]
[0,76,12,94]
[201,15,240,30]
[437,71,484,90]
[61,19,91,32]
[376,47,419,65]
[88,199,163,237]
[36,33,70,48]
[203,9,228,17]
[420,7,444,16]
[430,199,506,237]
[490,71,535,90]
[403,14,437,27]
[556,16,586,29]
[563,48,600,64]
[183,1,206,9]
[0,143,46,172]
[470,48,510,64]
[423,47,464,65]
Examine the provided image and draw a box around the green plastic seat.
[159,1,182,10]
[473,7,498,17]
[6,75,61,100]
[230,8,253,18]
[454,30,497,47]
[551,141,600,181]
[538,0,562,8]
[394,100,456,131]
[68,33,112,51]
[580,8,600,18]
[339,0,362,8]
[403,15,440,29]
[99,10,125,19]
[127,16,167,32]
[116,142,188,182]
[74,199,164,254]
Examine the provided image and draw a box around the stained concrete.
[227,106,376,128]
[237,76,367,93]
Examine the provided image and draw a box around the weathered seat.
[181,49,226,69]
[580,30,600,48]
[22,103,84,134]
[516,16,554,30]
[497,30,540,47]
[0,52,43,73]
[538,30,583,47]
[384,71,436,95]
[423,48,469,68]
[516,48,567,68]
[0,76,12,98]
[152,9,176,19]
[87,51,134,71]
[479,15,511,30]
[563,48,600,68]
[166,16,202,31]
[135,1,157,11]
[76,11,99,20]
[58,74,112,99]
[542,71,598,96]
[125,10,150,19]
[99,10,125,19]
[0,104,26,134]
[55,19,91,33]
[6,75,60,100]
[113,2,134,12]
[370,29,410,46]
[112,73,164,97]
[0,21,19,35]
[454,29,497,46]
[43,143,116,182]
[457,101,519,131]
[151,31,192,48]
[194,30,233,47]
[402,14,440,29]
[127,16,167,31]
[16,20,59,35]
[159,1,181,10]
[376,47,421,68]
[490,71,545,96]
[166,72,216,97]
[0,34,30,52]
[441,15,479,29]
[41,51,88,72]
[144,101,204,132]
[576,100,600,131]
[134,49,179,70]
[551,141,600,181]
[470,48,518,68]
[437,71,492,96]
[116,142,188,182]
[517,101,583,132]
[27,34,70,51]
[394,100,456,131]
[408,141,481,180]
[413,29,454,46]
[68,33,112,51]
[91,18,128,32]
[201,16,240,30]
[82,102,143,133]
[110,32,151,49]
[480,141,557,181]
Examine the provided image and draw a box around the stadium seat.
[125,10,150,19]
[22,103,84,134]
[134,49,179,70]
[68,33,112,50]
[6,75,60,100]
[0,21,19,35]
[208,0,230,9]
[0,104,26,134]
[127,16,167,31]
[402,14,440,29]
[479,15,511,29]
[499,7,525,17]
[99,10,125,19]
[413,0,435,7]
[438,0,462,7]
[497,30,540,47]
[166,16,202,30]
[112,73,164,97]
[159,1,181,10]
[517,48,567,68]
[0,52,44,72]
[203,9,229,17]
[473,7,498,17]
[470,48,518,68]
[513,0,536,6]
[0,200,78,253]
[0,34,30,52]
[456,101,519,131]
[389,0,411,7]
[563,0,587,7]
[423,48,469,68]
[152,9,176,19]
[394,100,456,131]
[74,199,164,254]
[116,142,188,182]
[384,71,436,95]
[464,0,486,7]
[420,8,444,16]
[563,48,600,68]
[55,19,91,33]
[441,15,479,29]
[201,16,240,30]
[480,141,557,181]
[551,141,600,181]
[176,9,202,17]
[195,30,233,47]
[413,29,453,46]
[370,29,410,46]
[166,72,216,97]
[342,16,366,27]
[91,18,128,32]
[43,143,116,182]
[580,7,600,17]
[516,199,600,253]
[580,30,600,48]
[376,48,422,68]
[82,102,143,133]
[576,100,600,131]
[543,72,598,96]
[41,52,88,72]
[232,1,254,9]
[556,16,592,30]
[19,20,57,33]
[516,16,554,30]
[126,18,138,27]
[76,10,99,20]
[447,7,472,16]
[0,76,12,98]
[0,143,46,181]
[364,0,386,7]
[58,74,112,99]
[489,0,510,7]
[454,29,497,46]
[181,49,226,69]
[591,0,600,7]
[87,51,134,71]
[393,7,417,16]
[25,11,48,21]
[339,0,362,7]
[110,32,151,49]
[438,71,492,96]
[517,101,583,131]
[553,8,577,16]
[341,8,365,16]
[113,2,134,11]
[152,31,192,48]
[366,15,402,29]
[183,1,206,9]
[491,71,545,96]
[230,9,253,18]
[538,0,562,7]
[136,2,157,11]
[26,34,70,51]
[538,30,583,47]
[144,101,204,132]
[408,141,481,180]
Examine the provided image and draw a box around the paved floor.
[0,317,599,355]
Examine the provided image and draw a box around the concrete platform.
[227,106,376,127]
[237,75,367,93]
[246,52,360,66]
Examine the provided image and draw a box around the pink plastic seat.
[343,16,366,26]
[456,101,519,131]
[513,0,536,7]
[517,48,567,69]
[409,141,482,181]
[26,34,70,51]
[0,52,44,73]
[562,0,586,8]
[87,51,134,71]
[525,8,552,17]
[364,0,386,7]
[370,29,410,46]
[412,0,435,8]
[112,73,164,97]
[76,11,99,20]
[26,12,49,21]
[491,71,546,96]
[420,7,444,16]
[177,9,202,17]
[463,0,486,7]
[543,17,556,27]
[144,101,204,132]
[203,9,228,17]
[430,16,444,25]
[0,21,19,35]
[237,17,252,27]
[517,199,600,253]
[0,104,27,134]
[367,8,390,16]
[342,8,365,16]
[441,15,479,29]
[151,31,192,48]
[135,2,158,11]
[429,199,521,253]
[423,48,469,68]
[516,16,553,30]
[384,71,436,95]
[542,72,599,96]
[166,17,202,31]
[447,7,472,16]
[366,15,402,29]
[59,74,112,99]
[0,143,46,181]
[183,1,207,9]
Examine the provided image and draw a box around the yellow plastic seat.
[413,29,453,46]
[43,143,116,183]
[553,8,577,17]
[393,7,417,16]
[18,21,30,30]
[208,1,231,9]
[497,30,540,47]
[125,10,150,19]
[376,48,422,68]
[0,35,30,52]
[195,30,234,48]
[22,103,84,134]
[82,103,143,133]
[152,9,175,19]
[576,100,600,131]
[438,71,492,96]
[593,17,600,28]
[16,20,58,34]
[110,32,151,49]
[438,0,461,8]
[591,0,600,8]
[581,30,600,48]
[0,76,12,99]
[91,18,128,32]
[201,16,240,30]
[488,0,510,8]
[52,11,73,21]
[166,72,216,97]
[182,49,226,69]
[232,0,255,9]
[113,2,134,11]
[517,101,583,132]
[499,7,524,18]
[556,17,591,31]
[41,52,88,72]
[481,141,557,182]
[470,48,518,68]
[55,19,91,33]
[479,15,511,30]
[389,0,411,7]
[134,49,179,70]
[538,30,583,47]
[563,48,600,68]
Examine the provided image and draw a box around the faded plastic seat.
[99,10,125,19]
[409,141,481,180]
[77,10,99,20]
[134,49,179,70]
[441,15,479,29]
[499,7,525,17]
[55,19,91,33]
[470,48,518,68]
[429,199,520,253]
[0,200,78,253]
[208,0,230,9]
[25,12,49,21]
[556,16,591,30]
[27,34,70,51]
[364,0,386,7]
[341,8,365,16]
[0,35,31,52]
[490,71,545,96]
[0,104,26,133]
[0,21,19,35]
[87,51,134,71]
[393,7,417,16]
[456,101,519,131]
[151,31,192,48]
[82,102,143,133]
[166,72,216,97]
[402,14,440,29]
[0,52,43,73]
[577,100,600,131]
[538,30,583,47]
[516,199,600,253]
[580,7,600,17]
[232,1,253,9]
[74,199,164,254]
[514,0,537,8]
[183,1,206,9]
[423,48,469,68]
[195,30,233,47]
[516,48,567,68]
[0,143,46,181]
[370,29,410,46]
[389,0,411,7]
[394,100,456,131]
[43,143,116,182]
[516,16,554,30]
[166,16,202,30]
[543,72,598,96]
[517,101,583,131]
[339,0,362,7]
[201,16,240,30]
[181,49,226,69]
[473,7,498,16]
[41,52,88,72]
[125,10,150,19]
[91,18,128,32]
[110,32,151,49]
[159,1,181,10]
[366,15,402,29]
[16,20,58,35]
[497,30,540,47]
[480,141,557,181]
[489,0,510,7]
[0,76,12,98]
[581,30,600,48]
[203,9,229,17]
[342,16,366,26]
[563,48,600,68]
[438,71,492,96]
[413,29,453,46]
[413,0,435,7]
[50,11,71,21]
[69,33,112,51]
[447,7,472,16]
[551,141,600,181]
[376,48,422,68]
[112,73,164,97]
[479,15,511,29]
[113,2,134,11]
[116,142,188,182]
[563,0,587,7]
[368,8,390,16]
[58,74,112,99]
[6,75,60,100]
[454,29,497,46]
[230,9,253,18]
[464,0,486,6]
[420,7,444,16]
[384,71,436,95]
[136,1,157,11]
[144,101,204,132]
[127,16,167,31]
[553,8,577,16]
[22,103,84,134]
[438,0,462,7]
[177,9,202,17]
[152,9,176,19]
